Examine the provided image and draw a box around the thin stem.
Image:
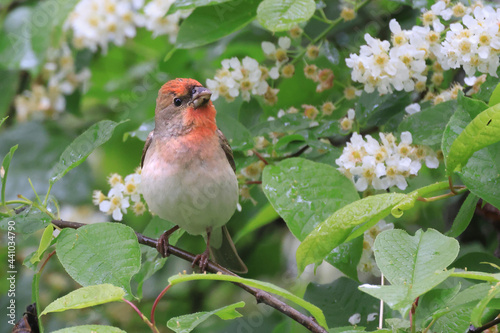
[123,299,159,333]
[417,187,467,202]
[378,273,384,329]
[252,149,269,165]
[291,0,369,66]
[313,15,333,24]
[151,284,172,326]
[422,318,437,333]
[449,176,457,194]
[53,219,328,333]
[4,199,30,205]
[28,178,42,205]
[39,250,56,274]
[43,182,54,206]
[410,297,419,333]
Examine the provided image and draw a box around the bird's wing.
[217,128,236,172]
[141,130,154,168]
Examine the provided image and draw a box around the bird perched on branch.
[140,78,247,273]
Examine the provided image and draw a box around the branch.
[51,219,328,333]
[468,315,500,333]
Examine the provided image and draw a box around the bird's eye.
[174,98,182,107]
[192,87,197,95]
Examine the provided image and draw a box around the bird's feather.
[141,130,154,168]
[217,129,235,172]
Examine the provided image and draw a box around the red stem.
[151,284,172,326]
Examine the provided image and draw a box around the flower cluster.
[14,45,91,121]
[65,0,189,53]
[336,132,439,191]
[357,221,393,279]
[347,1,500,97]
[206,56,277,104]
[303,64,335,92]
[439,5,500,78]
[93,168,146,221]
[143,0,191,42]
[65,0,144,53]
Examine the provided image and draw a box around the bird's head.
[154,78,217,136]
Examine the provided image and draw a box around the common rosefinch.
[141,78,247,273]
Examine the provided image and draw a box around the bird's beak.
[191,86,212,109]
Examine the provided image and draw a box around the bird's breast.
[141,134,239,235]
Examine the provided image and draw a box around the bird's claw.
[156,232,170,257]
[192,250,210,272]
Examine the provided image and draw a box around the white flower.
[337,132,436,191]
[143,0,190,42]
[207,56,271,102]
[367,313,378,322]
[124,173,141,202]
[99,186,130,221]
[348,313,361,325]
[65,0,144,53]
[405,103,421,115]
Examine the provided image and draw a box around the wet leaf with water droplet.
[50,120,125,184]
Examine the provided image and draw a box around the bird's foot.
[192,248,210,272]
[156,225,180,258]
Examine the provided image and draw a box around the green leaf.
[398,100,457,148]
[1,144,18,205]
[168,273,328,329]
[233,203,278,243]
[56,222,141,297]
[50,120,124,184]
[359,229,459,312]
[324,237,363,281]
[41,284,125,316]
[216,113,253,151]
[304,277,383,330]
[471,282,500,327]
[123,118,154,142]
[489,83,500,106]
[296,193,406,273]
[450,270,500,282]
[442,94,500,208]
[133,216,184,298]
[257,0,316,32]
[262,158,359,241]
[176,0,261,49]
[446,103,500,174]
[445,193,479,237]
[0,121,92,204]
[357,90,411,129]
[167,0,232,14]
[262,158,359,240]
[52,325,126,333]
[30,224,54,265]
[0,206,51,234]
[425,283,500,332]
[0,7,37,70]
[167,301,245,333]
[414,284,461,329]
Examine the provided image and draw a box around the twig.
[252,150,269,165]
[123,299,159,333]
[51,219,328,333]
[151,284,172,326]
[468,315,500,333]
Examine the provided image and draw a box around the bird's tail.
[209,226,248,274]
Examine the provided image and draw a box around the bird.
[140,78,247,273]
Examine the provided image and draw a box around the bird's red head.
[155,78,217,136]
